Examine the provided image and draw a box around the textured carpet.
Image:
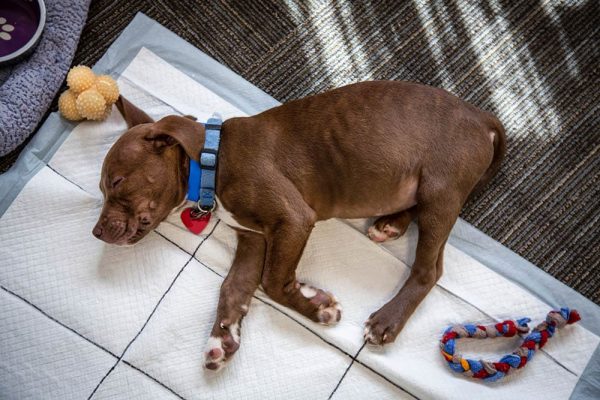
[1,0,598,303]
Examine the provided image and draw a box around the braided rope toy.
[440,308,581,382]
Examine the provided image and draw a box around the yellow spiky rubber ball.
[94,75,119,104]
[76,89,107,121]
[59,66,121,121]
[58,90,82,121]
[102,104,113,119]
[67,65,96,93]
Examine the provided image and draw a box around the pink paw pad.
[207,348,223,360]
[367,224,400,242]
[318,306,342,324]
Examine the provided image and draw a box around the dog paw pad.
[203,327,240,372]
[367,224,401,242]
[317,301,342,325]
[204,337,226,372]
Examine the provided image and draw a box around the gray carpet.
[2,0,598,303]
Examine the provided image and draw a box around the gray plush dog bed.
[0,0,90,157]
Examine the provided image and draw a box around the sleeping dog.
[92,81,505,371]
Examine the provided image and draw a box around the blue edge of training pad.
[0,13,597,398]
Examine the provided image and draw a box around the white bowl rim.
[0,0,47,63]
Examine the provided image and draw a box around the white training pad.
[1,47,597,399]
[124,258,355,399]
[0,289,116,399]
[92,362,183,400]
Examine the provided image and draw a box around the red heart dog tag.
[181,207,211,234]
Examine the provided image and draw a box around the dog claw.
[363,329,383,349]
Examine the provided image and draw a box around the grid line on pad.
[120,360,188,400]
[88,221,220,399]
[327,342,366,400]
[0,284,119,358]
[0,284,190,399]
[47,164,90,196]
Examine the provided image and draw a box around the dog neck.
[185,116,223,211]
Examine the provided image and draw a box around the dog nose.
[92,225,103,239]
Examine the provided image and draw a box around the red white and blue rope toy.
[440,308,581,382]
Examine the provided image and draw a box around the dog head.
[92,97,204,245]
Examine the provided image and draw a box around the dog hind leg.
[364,191,461,346]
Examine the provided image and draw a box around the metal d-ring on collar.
[191,200,216,218]
[187,114,222,217]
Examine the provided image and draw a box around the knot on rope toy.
[440,308,580,382]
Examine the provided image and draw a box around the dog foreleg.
[204,230,265,371]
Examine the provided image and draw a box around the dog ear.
[145,115,204,161]
[115,96,154,128]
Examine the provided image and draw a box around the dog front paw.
[204,320,241,372]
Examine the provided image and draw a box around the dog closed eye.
[111,176,125,188]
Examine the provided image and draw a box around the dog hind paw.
[367,224,402,243]
[317,299,342,325]
[299,284,342,325]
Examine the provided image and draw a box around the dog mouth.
[126,227,147,244]
[93,218,152,245]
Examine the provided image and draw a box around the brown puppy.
[94,81,505,371]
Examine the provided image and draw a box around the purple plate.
[0,0,46,65]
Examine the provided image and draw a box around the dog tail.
[471,114,507,196]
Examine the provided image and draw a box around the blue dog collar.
[187,115,222,211]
